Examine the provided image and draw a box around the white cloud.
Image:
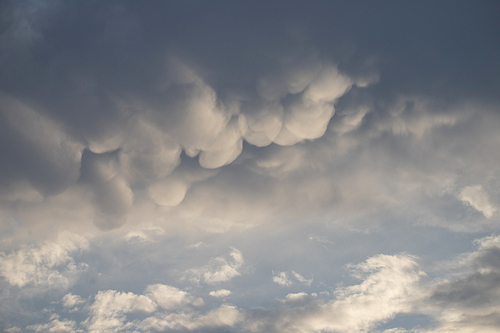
[459,185,498,218]
[0,232,89,288]
[187,247,244,284]
[239,102,284,147]
[292,271,313,286]
[273,271,313,287]
[27,314,81,333]
[119,116,181,183]
[80,284,240,332]
[273,271,293,286]
[145,284,191,310]
[285,292,309,302]
[209,289,232,298]
[259,254,426,333]
[199,119,243,169]
[149,176,189,207]
[84,289,157,332]
[137,304,242,331]
[61,293,85,310]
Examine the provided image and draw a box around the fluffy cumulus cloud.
[1,0,500,332]
[42,283,239,333]
[2,236,500,332]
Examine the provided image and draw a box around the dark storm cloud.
[0,0,499,232]
[431,237,500,308]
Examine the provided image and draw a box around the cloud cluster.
[2,234,500,333]
[23,283,240,333]
[0,232,88,288]
[255,254,425,333]
[247,235,500,333]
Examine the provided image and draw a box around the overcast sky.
[0,1,500,332]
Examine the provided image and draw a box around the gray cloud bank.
[0,0,499,233]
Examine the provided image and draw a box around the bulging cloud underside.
[0,0,499,332]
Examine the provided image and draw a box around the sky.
[0,1,500,332]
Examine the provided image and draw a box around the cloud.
[1,0,497,236]
[281,255,424,333]
[273,271,293,287]
[3,236,500,332]
[84,289,157,332]
[420,235,500,332]
[246,254,426,333]
[273,271,313,287]
[27,314,81,333]
[145,284,193,310]
[292,271,313,287]
[459,185,498,218]
[61,293,85,310]
[209,289,232,298]
[64,284,240,332]
[138,304,242,332]
[149,176,189,207]
[285,292,309,303]
[186,247,244,284]
[0,232,89,288]
[0,1,500,332]
[119,116,182,183]
[0,93,84,195]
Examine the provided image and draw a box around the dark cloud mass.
[0,0,499,332]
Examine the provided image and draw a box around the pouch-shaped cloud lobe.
[0,0,499,332]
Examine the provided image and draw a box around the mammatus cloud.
[0,57,361,232]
